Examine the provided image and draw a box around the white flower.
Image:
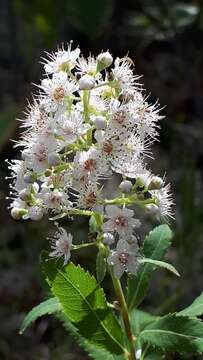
[107,239,139,278]
[49,227,73,264]
[40,72,78,107]
[28,205,44,221]
[76,55,98,76]
[151,184,174,221]
[75,182,101,210]
[56,111,90,145]
[43,43,80,74]
[111,57,140,91]
[103,205,141,237]
[135,101,162,140]
[148,175,164,190]
[6,159,28,192]
[42,188,71,210]
[73,147,108,184]
[23,142,49,172]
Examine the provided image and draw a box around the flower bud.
[135,349,142,359]
[148,176,164,190]
[48,152,61,167]
[23,172,36,184]
[79,75,95,90]
[11,207,27,220]
[119,180,132,193]
[103,232,115,245]
[28,206,44,221]
[93,116,106,130]
[97,51,113,70]
[19,188,31,202]
[146,203,159,215]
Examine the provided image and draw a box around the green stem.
[49,209,93,221]
[72,242,97,250]
[83,90,92,145]
[110,270,136,360]
[103,197,156,207]
[83,90,90,123]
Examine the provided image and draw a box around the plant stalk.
[110,270,136,360]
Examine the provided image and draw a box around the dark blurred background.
[1,0,203,359]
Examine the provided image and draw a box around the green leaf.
[144,350,165,360]
[130,309,159,336]
[44,260,125,355]
[19,297,61,334]
[138,314,203,354]
[96,247,107,283]
[138,258,180,277]
[57,312,124,360]
[127,224,173,310]
[179,293,203,317]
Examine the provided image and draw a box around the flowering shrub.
[7,43,203,359]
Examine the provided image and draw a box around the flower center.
[115,216,128,227]
[62,240,70,253]
[58,61,71,72]
[84,159,96,171]
[118,252,129,265]
[113,110,127,124]
[52,86,65,101]
[35,145,47,162]
[103,140,113,155]
[85,191,97,207]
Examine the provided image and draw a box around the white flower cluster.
[7,43,173,278]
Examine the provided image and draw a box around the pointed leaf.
[139,314,203,354]
[44,259,125,355]
[138,258,180,277]
[127,225,173,309]
[179,293,203,317]
[57,312,124,360]
[20,297,61,334]
[130,309,159,336]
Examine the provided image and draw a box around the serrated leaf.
[130,309,159,336]
[44,259,125,355]
[57,312,124,360]
[96,247,107,283]
[138,258,180,277]
[127,225,173,310]
[20,297,61,334]
[179,293,203,317]
[40,250,64,286]
[138,314,203,354]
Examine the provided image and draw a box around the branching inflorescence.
[7,43,176,359]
